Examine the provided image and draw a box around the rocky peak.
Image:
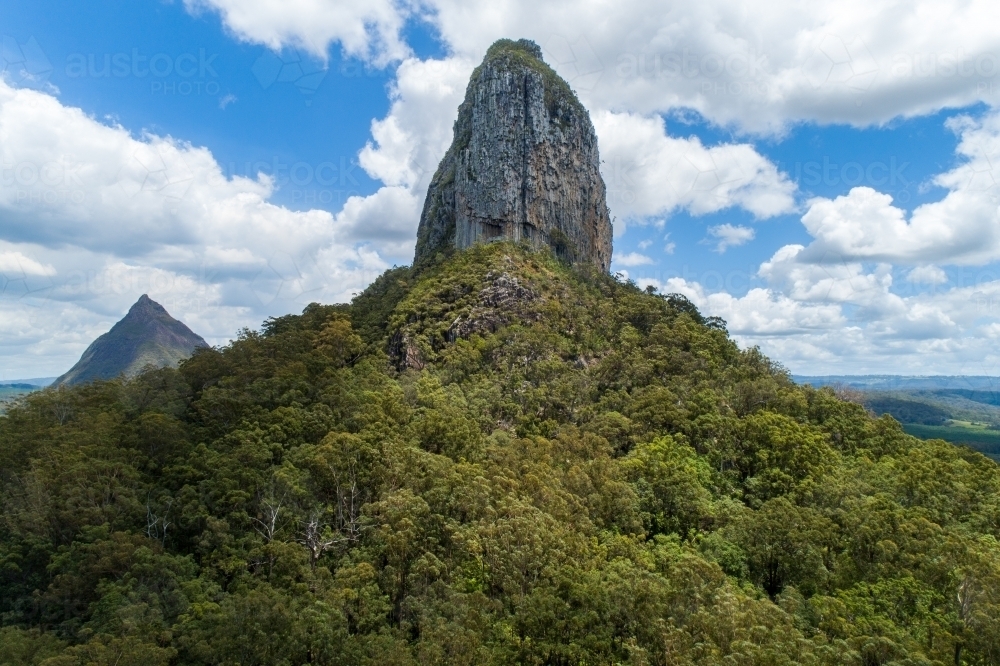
[413,38,613,271]
[54,295,207,386]
[127,293,168,318]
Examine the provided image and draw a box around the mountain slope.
[2,243,998,664]
[2,33,999,665]
[54,295,206,386]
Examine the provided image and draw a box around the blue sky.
[615,110,961,288]
[3,0,1000,378]
[2,1,401,203]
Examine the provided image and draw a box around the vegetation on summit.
[1,243,999,665]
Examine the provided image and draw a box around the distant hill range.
[0,378,56,387]
[796,374,1000,460]
[794,375,1000,390]
[796,374,1000,425]
[54,295,207,386]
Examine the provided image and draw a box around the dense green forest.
[901,424,1000,462]
[863,397,949,426]
[1,243,999,665]
[859,390,1000,430]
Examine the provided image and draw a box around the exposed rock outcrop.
[389,268,542,370]
[445,270,540,342]
[413,39,613,271]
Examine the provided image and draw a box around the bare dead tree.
[145,496,173,543]
[296,464,367,568]
[831,382,867,406]
[953,574,982,666]
[49,398,73,426]
[957,575,977,623]
[333,476,364,544]
[298,512,341,567]
[252,497,283,543]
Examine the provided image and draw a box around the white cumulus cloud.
[593,111,796,225]
[613,252,654,267]
[707,223,756,253]
[0,251,56,277]
[332,69,799,249]
[191,0,1000,131]
[184,0,413,63]
[0,78,397,376]
[792,112,1000,267]
[10,0,1000,378]
[907,265,948,285]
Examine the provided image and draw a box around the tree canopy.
[2,243,998,665]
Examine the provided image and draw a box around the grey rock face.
[414,39,613,271]
[446,270,540,342]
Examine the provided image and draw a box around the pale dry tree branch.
[296,472,368,567]
[297,512,343,567]
[145,496,173,543]
[252,497,283,543]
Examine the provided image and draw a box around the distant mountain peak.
[54,295,207,386]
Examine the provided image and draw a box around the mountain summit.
[54,295,207,386]
[414,39,613,270]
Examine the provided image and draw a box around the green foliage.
[903,423,1000,461]
[861,387,1000,427]
[1,242,999,664]
[0,627,65,664]
[866,396,950,425]
[349,266,413,346]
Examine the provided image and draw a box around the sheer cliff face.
[414,39,613,271]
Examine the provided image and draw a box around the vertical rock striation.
[414,39,613,271]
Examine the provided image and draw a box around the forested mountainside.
[1,243,998,665]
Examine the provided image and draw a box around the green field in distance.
[902,422,1000,461]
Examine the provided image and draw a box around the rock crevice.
[414,39,613,271]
